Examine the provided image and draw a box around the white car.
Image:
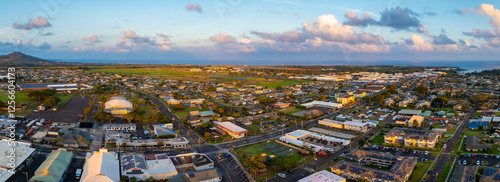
[425,151,428,155]
[278,173,286,178]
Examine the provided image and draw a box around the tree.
[206,86,216,92]
[432,97,449,108]
[358,179,369,182]
[204,132,213,141]
[44,96,61,107]
[414,86,429,95]
[123,113,135,123]
[157,141,164,148]
[358,139,366,146]
[479,125,485,130]
[412,119,418,128]
[175,103,186,110]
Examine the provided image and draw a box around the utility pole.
[198,138,201,151]
[24,171,28,182]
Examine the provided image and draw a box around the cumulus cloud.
[403,34,433,52]
[12,16,51,30]
[115,29,172,52]
[459,4,500,47]
[0,40,51,52]
[82,35,102,44]
[343,7,421,30]
[209,32,237,44]
[250,30,307,42]
[186,3,202,13]
[432,34,457,45]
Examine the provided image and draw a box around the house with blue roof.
[468,122,488,130]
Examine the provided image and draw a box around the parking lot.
[26,97,92,123]
[214,153,248,182]
[457,153,500,166]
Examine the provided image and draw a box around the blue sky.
[0,0,500,62]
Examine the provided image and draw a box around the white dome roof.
[105,98,133,109]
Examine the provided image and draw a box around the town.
[1,63,499,182]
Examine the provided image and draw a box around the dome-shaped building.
[104,96,133,115]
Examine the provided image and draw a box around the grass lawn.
[106,143,116,148]
[245,124,261,132]
[254,80,311,88]
[462,130,487,136]
[86,68,199,76]
[139,105,157,119]
[408,160,434,182]
[173,108,208,119]
[370,134,385,145]
[281,107,306,114]
[447,125,457,134]
[437,161,453,182]
[57,94,75,106]
[0,91,31,104]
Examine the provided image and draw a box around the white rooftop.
[80,148,120,182]
[217,122,248,133]
[344,121,369,127]
[287,130,310,139]
[301,101,342,108]
[146,157,177,175]
[0,140,35,169]
[298,170,346,182]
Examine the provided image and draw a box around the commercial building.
[384,128,441,148]
[407,115,424,127]
[330,149,417,182]
[104,96,133,115]
[216,122,248,138]
[301,101,343,109]
[170,153,214,171]
[46,83,79,91]
[103,124,137,131]
[0,140,36,181]
[169,168,221,182]
[80,148,120,182]
[279,130,349,152]
[319,119,369,133]
[336,94,355,105]
[298,170,346,182]
[29,149,73,182]
[144,154,178,180]
[121,154,149,180]
[116,137,189,149]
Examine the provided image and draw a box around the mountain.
[0,52,55,67]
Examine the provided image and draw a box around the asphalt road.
[427,109,475,181]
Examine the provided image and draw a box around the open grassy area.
[256,80,311,88]
[174,108,208,119]
[408,160,434,182]
[447,125,457,134]
[86,68,200,76]
[281,107,306,115]
[437,161,453,182]
[462,130,488,136]
[0,91,31,104]
[58,94,75,107]
[106,143,116,148]
[245,124,261,132]
[370,134,385,145]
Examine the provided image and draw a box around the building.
[80,148,120,182]
[398,109,421,117]
[407,115,425,127]
[319,119,344,129]
[18,83,48,91]
[0,140,36,182]
[304,109,324,117]
[46,83,79,91]
[144,154,178,180]
[280,130,349,151]
[343,121,369,133]
[60,130,90,148]
[104,96,133,115]
[169,168,221,182]
[273,102,290,108]
[170,153,214,171]
[29,149,73,182]
[121,154,149,180]
[465,136,491,152]
[468,121,488,130]
[298,170,346,182]
[216,122,248,138]
[330,149,417,182]
[300,101,343,109]
[103,123,137,131]
[153,124,177,136]
[116,137,189,149]
[336,94,355,105]
[384,128,441,148]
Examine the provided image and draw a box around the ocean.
[55,59,500,72]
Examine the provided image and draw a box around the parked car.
[463,160,467,165]
[425,151,429,155]
[458,161,461,165]
[278,173,286,178]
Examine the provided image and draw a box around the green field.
[408,160,434,182]
[174,108,208,119]
[86,68,199,76]
[235,141,304,161]
[58,95,75,107]
[255,80,311,88]
[370,134,385,145]
[245,124,261,132]
[462,130,487,136]
[140,105,157,119]
[0,91,31,104]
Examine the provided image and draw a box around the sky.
[1,0,500,63]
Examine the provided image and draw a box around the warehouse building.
[80,148,120,182]
[29,149,73,182]
[216,122,248,138]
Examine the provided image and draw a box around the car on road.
[477,161,480,165]
[463,160,466,165]
[278,173,286,178]
[458,161,461,165]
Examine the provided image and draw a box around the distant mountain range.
[0,52,55,67]
[0,52,116,67]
